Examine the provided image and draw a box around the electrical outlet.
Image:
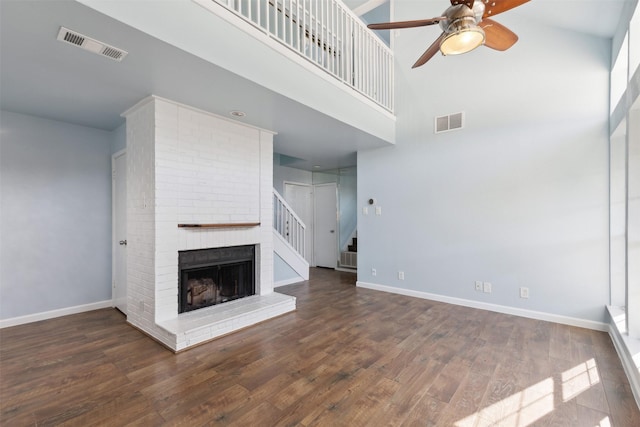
[483,282,492,293]
[372,268,377,276]
[398,271,405,280]
[520,287,529,299]
[475,281,483,291]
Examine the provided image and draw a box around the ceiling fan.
[367,0,530,68]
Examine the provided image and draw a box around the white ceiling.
[348,0,630,38]
[0,0,631,171]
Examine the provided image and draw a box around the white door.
[313,183,338,268]
[284,183,313,263]
[112,151,127,314]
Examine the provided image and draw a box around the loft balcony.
[77,0,396,154]
[203,0,394,112]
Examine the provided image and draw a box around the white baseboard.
[0,300,113,329]
[606,306,640,408]
[356,281,608,332]
[274,277,305,287]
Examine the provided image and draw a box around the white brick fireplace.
[122,96,295,351]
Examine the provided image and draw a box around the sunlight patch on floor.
[454,378,554,427]
[561,358,599,402]
[455,359,603,427]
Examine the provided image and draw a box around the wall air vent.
[56,27,128,62]
[435,112,464,134]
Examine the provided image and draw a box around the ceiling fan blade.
[412,33,446,68]
[483,0,530,18]
[480,19,518,51]
[367,17,445,30]
[450,0,474,8]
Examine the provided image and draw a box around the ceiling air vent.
[56,27,128,62]
[435,112,464,134]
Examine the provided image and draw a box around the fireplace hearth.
[178,246,255,313]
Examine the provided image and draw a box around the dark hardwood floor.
[1,268,639,426]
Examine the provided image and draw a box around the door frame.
[111,148,126,313]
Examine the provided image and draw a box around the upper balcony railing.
[207,0,394,112]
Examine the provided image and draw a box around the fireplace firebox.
[178,246,255,313]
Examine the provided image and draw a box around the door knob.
[119,240,127,245]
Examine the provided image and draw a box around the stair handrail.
[273,189,306,259]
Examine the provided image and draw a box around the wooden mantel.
[177,223,260,229]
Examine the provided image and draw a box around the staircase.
[340,234,357,270]
[273,189,309,284]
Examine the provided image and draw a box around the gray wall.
[111,122,126,154]
[273,161,312,195]
[274,252,299,283]
[0,111,112,319]
[358,9,611,323]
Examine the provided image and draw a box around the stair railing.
[273,189,306,259]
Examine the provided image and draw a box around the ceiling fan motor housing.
[438,2,487,56]
[439,2,485,32]
[471,1,486,22]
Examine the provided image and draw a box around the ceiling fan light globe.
[440,26,485,55]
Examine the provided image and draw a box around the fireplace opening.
[179,246,255,313]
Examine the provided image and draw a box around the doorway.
[313,183,338,268]
[112,150,127,314]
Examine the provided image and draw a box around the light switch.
[362,207,369,215]
[375,206,382,215]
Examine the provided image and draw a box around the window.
[609,2,640,338]
[610,34,628,114]
[629,5,640,80]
